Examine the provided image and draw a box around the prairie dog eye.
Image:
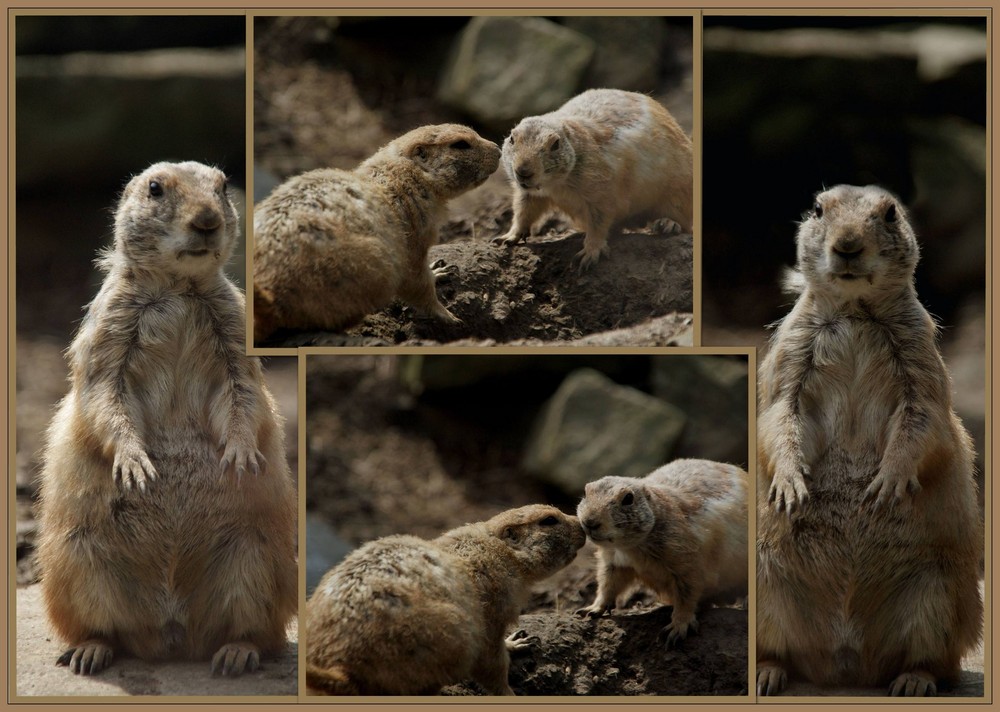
[539,515,559,526]
[884,203,897,223]
[149,180,164,198]
[621,492,634,506]
[449,140,471,150]
[549,138,561,152]
[813,202,823,218]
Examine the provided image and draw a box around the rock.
[253,165,282,204]
[570,314,694,347]
[561,16,663,92]
[438,16,594,126]
[651,356,749,467]
[16,48,245,193]
[909,117,986,304]
[523,369,685,494]
[701,22,986,335]
[306,513,352,596]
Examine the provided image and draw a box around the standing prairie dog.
[36,161,297,677]
[253,124,501,342]
[576,459,748,647]
[757,184,982,696]
[305,505,586,696]
[494,88,692,268]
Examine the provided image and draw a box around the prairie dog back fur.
[577,459,748,647]
[37,161,297,677]
[253,124,501,342]
[756,184,982,696]
[495,88,692,268]
[306,504,585,696]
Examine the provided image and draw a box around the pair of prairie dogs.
[306,459,748,696]
[252,88,692,341]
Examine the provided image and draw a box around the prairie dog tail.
[306,663,360,696]
[252,283,279,343]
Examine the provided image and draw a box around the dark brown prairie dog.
[36,161,297,677]
[576,459,748,647]
[305,504,585,696]
[494,88,692,268]
[757,184,982,696]
[252,124,501,342]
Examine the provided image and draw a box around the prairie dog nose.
[833,238,863,259]
[515,166,534,180]
[191,206,222,234]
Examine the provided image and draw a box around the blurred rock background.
[305,353,748,588]
[254,15,692,186]
[701,16,987,494]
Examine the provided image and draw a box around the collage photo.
[8,7,990,705]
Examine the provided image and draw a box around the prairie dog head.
[502,117,576,192]
[793,184,919,299]
[113,161,239,277]
[388,124,501,197]
[577,476,656,547]
[486,504,585,579]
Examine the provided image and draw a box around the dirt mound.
[269,212,693,347]
[445,606,748,696]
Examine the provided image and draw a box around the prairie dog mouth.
[177,248,214,259]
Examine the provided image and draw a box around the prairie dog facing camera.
[36,161,297,677]
[757,184,982,696]
[305,505,585,696]
[253,124,501,342]
[576,459,748,648]
[494,88,693,268]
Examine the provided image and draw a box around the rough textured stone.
[651,355,750,468]
[438,16,594,126]
[562,16,663,92]
[524,369,686,493]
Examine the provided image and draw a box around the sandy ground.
[14,585,298,699]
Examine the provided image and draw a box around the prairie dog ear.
[404,142,430,164]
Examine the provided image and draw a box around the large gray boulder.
[438,16,594,126]
[524,368,685,493]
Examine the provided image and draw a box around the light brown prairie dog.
[757,185,982,696]
[36,161,297,677]
[576,459,748,647]
[494,88,692,268]
[252,124,501,342]
[305,504,585,696]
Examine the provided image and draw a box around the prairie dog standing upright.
[305,505,585,696]
[576,459,748,647]
[253,124,501,342]
[37,161,297,677]
[495,88,692,268]
[757,185,982,696]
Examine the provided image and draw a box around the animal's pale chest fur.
[797,314,903,483]
[121,291,233,445]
